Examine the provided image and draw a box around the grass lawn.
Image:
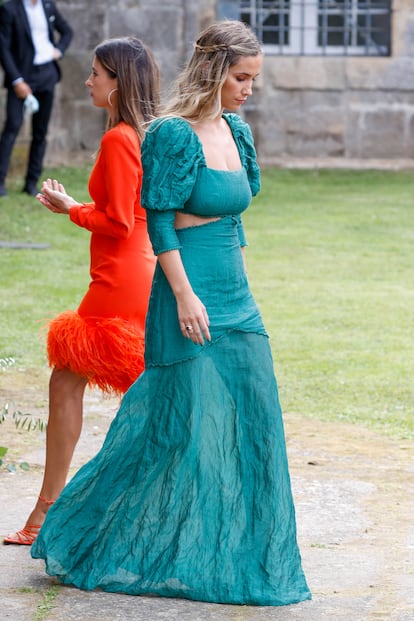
[0,166,92,369]
[245,168,413,439]
[0,166,413,439]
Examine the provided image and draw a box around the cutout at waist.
[174,212,221,230]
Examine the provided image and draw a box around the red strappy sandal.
[3,524,41,545]
[3,495,55,546]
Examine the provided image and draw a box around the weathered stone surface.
[0,0,414,164]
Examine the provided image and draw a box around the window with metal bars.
[220,1,392,56]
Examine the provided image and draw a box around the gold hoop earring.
[107,88,118,106]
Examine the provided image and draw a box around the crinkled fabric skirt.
[32,217,311,606]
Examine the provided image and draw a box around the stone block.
[256,118,287,158]
[258,88,350,158]
[345,58,389,89]
[264,56,347,91]
[63,101,105,153]
[381,57,414,90]
[393,10,414,56]
[286,129,345,158]
[61,5,107,51]
[44,128,72,166]
[345,106,410,158]
[59,52,93,101]
[108,7,182,50]
[240,102,285,158]
[346,57,414,90]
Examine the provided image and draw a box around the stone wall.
[1,0,414,167]
[250,0,414,163]
[45,0,219,163]
[0,0,217,169]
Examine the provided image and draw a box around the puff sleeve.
[141,118,204,255]
[225,113,261,197]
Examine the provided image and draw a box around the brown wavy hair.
[94,36,160,140]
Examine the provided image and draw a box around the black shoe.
[22,183,39,197]
[0,182,7,197]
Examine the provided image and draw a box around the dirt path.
[0,369,413,620]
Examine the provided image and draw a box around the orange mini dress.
[47,122,156,394]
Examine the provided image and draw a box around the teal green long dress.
[31,114,311,606]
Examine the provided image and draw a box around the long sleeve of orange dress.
[46,123,156,394]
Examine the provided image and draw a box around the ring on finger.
[185,325,193,333]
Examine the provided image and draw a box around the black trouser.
[0,61,58,186]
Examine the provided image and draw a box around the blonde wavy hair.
[162,20,262,122]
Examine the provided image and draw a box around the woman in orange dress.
[4,36,159,545]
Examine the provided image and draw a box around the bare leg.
[3,368,88,544]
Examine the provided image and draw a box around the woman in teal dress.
[31,21,311,606]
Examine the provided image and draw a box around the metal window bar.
[238,0,391,56]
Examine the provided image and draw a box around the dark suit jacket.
[0,0,73,88]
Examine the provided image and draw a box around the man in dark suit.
[0,0,72,197]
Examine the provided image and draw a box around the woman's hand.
[157,249,212,345]
[36,178,80,214]
[176,290,211,345]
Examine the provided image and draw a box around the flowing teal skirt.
[32,217,311,606]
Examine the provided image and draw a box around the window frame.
[235,0,392,57]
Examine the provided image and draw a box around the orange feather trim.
[46,311,145,395]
